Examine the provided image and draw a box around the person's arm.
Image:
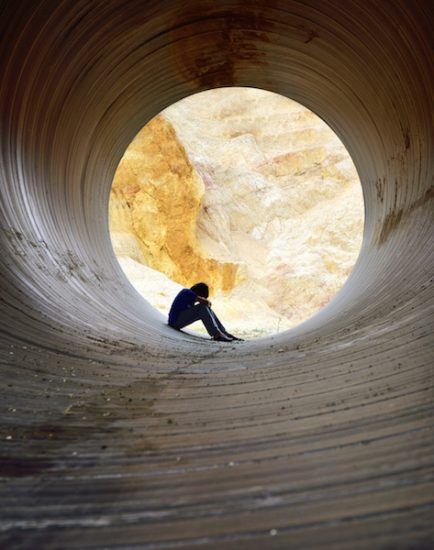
[196,295,212,307]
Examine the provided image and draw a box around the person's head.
[190,282,209,298]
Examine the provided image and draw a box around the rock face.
[109,88,364,337]
[110,115,238,294]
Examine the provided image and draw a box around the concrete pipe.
[0,0,433,548]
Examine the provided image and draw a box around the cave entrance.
[109,87,364,339]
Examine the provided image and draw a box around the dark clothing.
[168,288,228,337]
[170,303,228,337]
[168,289,198,326]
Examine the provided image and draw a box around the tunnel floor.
[2,315,433,548]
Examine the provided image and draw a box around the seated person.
[168,282,242,342]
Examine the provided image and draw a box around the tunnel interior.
[1,1,433,548]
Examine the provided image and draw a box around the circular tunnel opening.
[109,87,364,339]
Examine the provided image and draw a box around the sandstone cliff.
[110,114,238,294]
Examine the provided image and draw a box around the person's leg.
[208,308,228,334]
[172,304,221,337]
[209,308,243,340]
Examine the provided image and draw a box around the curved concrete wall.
[1,1,433,547]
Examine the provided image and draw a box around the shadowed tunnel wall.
[0,0,433,548]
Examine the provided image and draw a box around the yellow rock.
[109,115,239,294]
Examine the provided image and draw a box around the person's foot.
[212,331,233,342]
[225,333,244,341]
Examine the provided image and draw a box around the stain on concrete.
[377,185,434,245]
[296,24,319,44]
[400,121,411,150]
[172,9,272,89]
[0,364,165,479]
[0,456,54,477]
[375,177,385,203]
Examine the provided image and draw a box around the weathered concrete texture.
[0,1,433,548]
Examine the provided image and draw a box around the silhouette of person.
[168,282,242,341]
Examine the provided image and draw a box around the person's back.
[168,288,197,326]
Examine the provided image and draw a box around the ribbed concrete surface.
[0,1,433,548]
